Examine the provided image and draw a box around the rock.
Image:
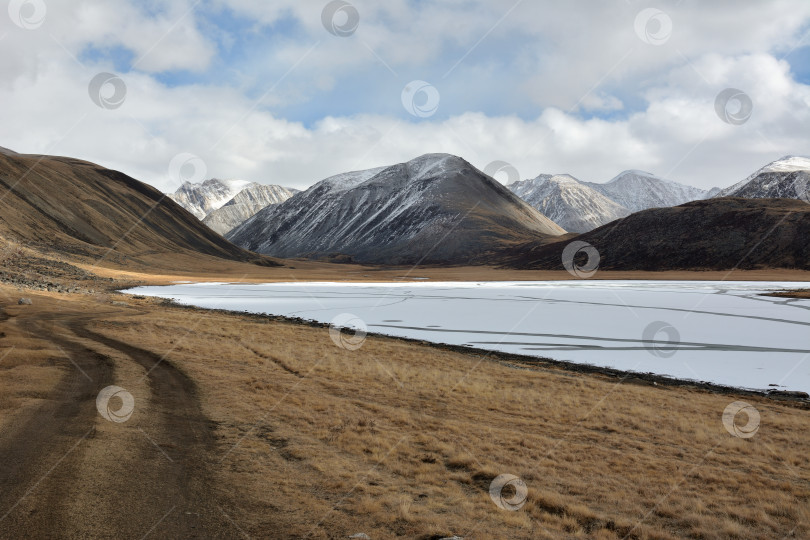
[348,535,370,539]
[767,390,810,400]
[17,298,32,305]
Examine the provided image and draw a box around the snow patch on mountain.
[228,153,565,264]
[202,184,298,235]
[168,178,254,220]
[716,156,810,200]
[585,170,708,213]
[508,174,630,233]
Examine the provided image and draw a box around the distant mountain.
[498,198,810,271]
[715,156,810,201]
[228,154,566,265]
[0,149,276,267]
[584,170,709,212]
[168,178,254,220]
[203,184,298,235]
[507,174,631,233]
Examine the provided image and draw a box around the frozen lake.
[126,281,810,393]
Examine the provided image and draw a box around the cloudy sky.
[2,0,809,192]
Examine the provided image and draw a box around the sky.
[1,0,809,192]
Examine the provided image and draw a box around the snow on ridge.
[318,154,466,193]
[210,178,254,191]
[717,155,810,197]
[760,155,810,174]
[604,169,686,187]
[320,166,389,192]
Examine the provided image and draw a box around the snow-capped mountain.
[202,184,298,235]
[507,174,631,233]
[168,178,254,220]
[715,156,810,201]
[227,154,565,265]
[584,170,709,213]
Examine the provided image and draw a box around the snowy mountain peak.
[405,153,467,177]
[202,183,298,235]
[606,169,679,186]
[318,154,472,194]
[586,171,708,213]
[716,156,810,200]
[757,155,810,175]
[508,174,630,233]
[548,173,581,184]
[168,178,258,219]
[178,178,253,193]
[228,153,564,264]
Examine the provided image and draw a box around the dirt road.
[0,305,238,538]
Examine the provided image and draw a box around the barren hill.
[0,150,276,270]
[498,198,810,271]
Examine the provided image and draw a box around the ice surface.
[126,281,810,392]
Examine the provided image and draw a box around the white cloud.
[0,0,215,78]
[0,0,808,195]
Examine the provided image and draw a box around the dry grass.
[771,289,810,299]
[0,296,64,431]
[64,294,810,539]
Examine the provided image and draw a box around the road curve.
[0,307,236,538]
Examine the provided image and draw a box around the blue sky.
[1,0,809,191]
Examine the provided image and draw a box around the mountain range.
[165,154,809,252]
[507,169,714,233]
[202,183,298,235]
[507,174,630,233]
[169,179,297,235]
[227,154,565,265]
[0,145,807,272]
[585,170,711,212]
[168,178,254,220]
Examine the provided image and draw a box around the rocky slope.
[715,156,810,201]
[508,174,631,233]
[168,178,254,220]
[228,154,566,265]
[203,184,298,235]
[584,170,709,212]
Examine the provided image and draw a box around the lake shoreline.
[132,293,810,406]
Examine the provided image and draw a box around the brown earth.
[0,282,809,539]
[0,293,232,538]
[498,198,810,271]
[0,151,277,271]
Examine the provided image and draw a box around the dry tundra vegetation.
[1,280,809,539]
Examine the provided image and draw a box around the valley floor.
[0,274,809,539]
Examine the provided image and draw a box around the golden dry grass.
[89,259,810,286]
[62,294,810,539]
[771,289,810,299]
[0,302,64,433]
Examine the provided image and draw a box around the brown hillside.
[498,198,810,271]
[0,150,277,270]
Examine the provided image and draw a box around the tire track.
[0,310,236,538]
